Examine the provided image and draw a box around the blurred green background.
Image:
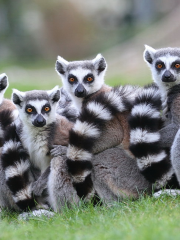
[1,0,180,97]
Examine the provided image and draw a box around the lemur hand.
[50,145,67,158]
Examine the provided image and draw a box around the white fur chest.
[21,126,51,173]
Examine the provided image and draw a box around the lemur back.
[55,54,111,121]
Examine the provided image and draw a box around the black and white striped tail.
[67,85,141,191]
[1,124,37,211]
[129,84,176,189]
[0,109,16,145]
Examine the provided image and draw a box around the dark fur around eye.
[83,73,94,83]
[68,74,78,84]
[155,61,165,71]
[25,104,36,114]
[171,61,180,71]
[41,104,51,114]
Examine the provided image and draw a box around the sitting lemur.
[47,55,164,211]
[0,82,77,212]
[129,45,180,191]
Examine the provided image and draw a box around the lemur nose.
[164,70,171,78]
[162,70,175,82]
[33,114,46,127]
[75,84,87,98]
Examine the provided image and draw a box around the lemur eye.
[157,64,163,69]
[175,63,180,69]
[69,78,75,82]
[44,106,50,112]
[87,77,93,82]
[27,108,33,113]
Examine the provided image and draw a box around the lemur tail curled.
[128,84,177,189]
[1,123,36,211]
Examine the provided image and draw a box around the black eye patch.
[68,74,78,84]
[83,73,94,83]
[25,104,36,114]
[155,61,165,71]
[171,61,180,71]
[41,104,51,114]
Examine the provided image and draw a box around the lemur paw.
[50,145,67,158]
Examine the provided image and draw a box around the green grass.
[1,195,180,240]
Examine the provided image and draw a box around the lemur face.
[12,86,60,128]
[144,45,180,89]
[55,54,107,98]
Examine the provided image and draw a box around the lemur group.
[0,44,180,215]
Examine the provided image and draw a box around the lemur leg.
[159,123,179,148]
[31,167,50,197]
[92,147,151,203]
[48,154,80,213]
[171,129,180,184]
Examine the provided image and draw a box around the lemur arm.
[31,166,50,197]
[53,115,74,146]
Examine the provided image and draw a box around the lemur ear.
[143,45,156,64]
[12,89,25,107]
[48,86,60,103]
[0,73,9,92]
[92,54,107,75]
[55,56,69,75]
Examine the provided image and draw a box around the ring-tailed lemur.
[0,87,78,211]
[49,84,157,208]
[128,45,180,190]
[54,54,113,199]
[55,54,111,122]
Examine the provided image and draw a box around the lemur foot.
[18,209,54,221]
[153,189,180,198]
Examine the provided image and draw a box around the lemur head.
[144,45,180,90]
[55,54,107,99]
[12,86,60,128]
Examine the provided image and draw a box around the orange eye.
[27,108,32,113]
[157,64,163,69]
[44,107,50,112]
[175,63,180,69]
[87,77,93,82]
[69,78,75,82]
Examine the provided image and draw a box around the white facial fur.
[144,45,180,100]
[12,87,60,128]
[55,54,107,110]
